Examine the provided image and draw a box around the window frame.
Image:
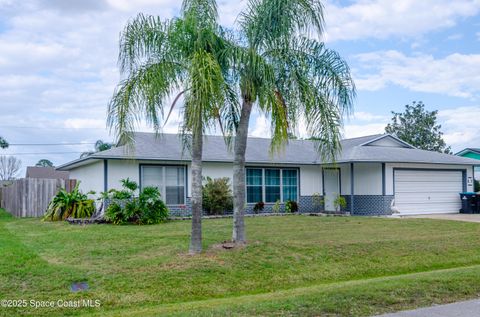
[246,168,263,204]
[139,164,187,206]
[245,167,299,204]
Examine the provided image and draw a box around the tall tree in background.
[36,159,54,167]
[0,156,21,180]
[0,136,8,149]
[230,0,355,243]
[385,101,452,154]
[107,1,237,253]
[80,140,114,158]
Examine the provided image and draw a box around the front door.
[323,169,340,211]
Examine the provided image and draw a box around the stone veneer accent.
[342,195,394,216]
[167,195,323,217]
[107,195,393,217]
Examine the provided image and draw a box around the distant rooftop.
[26,167,69,179]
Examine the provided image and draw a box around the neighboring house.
[455,148,480,180]
[57,133,477,216]
[26,167,69,180]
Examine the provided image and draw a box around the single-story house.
[57,133,478,216]
[456,148,480,180]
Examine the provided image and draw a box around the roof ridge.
[133,131,385,142]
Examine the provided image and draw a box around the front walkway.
[375,299,480,317]
[404,213,480,223]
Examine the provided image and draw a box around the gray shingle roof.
[57,132,479,170]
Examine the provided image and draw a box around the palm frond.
[239,0,325,48]
[119,13,174,74]
[107,60,185,144]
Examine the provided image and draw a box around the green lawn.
[1,209,480,316]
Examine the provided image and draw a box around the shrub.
[103,179,169,225]
[475,180,480,192]
[138,186,169,224]
[272,200,281,213]
[285,200,298,213]
[334,195,347,212]
[104,203,125,225]
[202,177,233,215]
[43,182,95,221]
[312,192,324,211]
[253,201,265,213]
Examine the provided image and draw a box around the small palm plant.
[43,182,95,221]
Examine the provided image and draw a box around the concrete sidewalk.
[403,214,480,223]
[375,299,480,317]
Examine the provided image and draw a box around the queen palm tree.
[80,140,113,158]
[107,0,237,253]
[231,0,356,243]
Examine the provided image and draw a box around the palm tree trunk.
[232,100,253,243]
[189,126,203,254]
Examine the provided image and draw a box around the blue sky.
[0,0,479,176]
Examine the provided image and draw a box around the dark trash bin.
[459,192,479,214]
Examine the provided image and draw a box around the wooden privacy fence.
[0,178,77,217]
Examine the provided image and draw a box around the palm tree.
[0,136,8,149]
[107,1,237,253]
[231,0,356,243]
[80,140,113,158]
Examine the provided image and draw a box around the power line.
[0,125,108,130]
[8,143,96,146]
[1,151,84,155]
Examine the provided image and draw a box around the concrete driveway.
[375,299,480,316]
[403,213,480,223]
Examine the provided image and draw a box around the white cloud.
[343,123,386,139]
[352,111,389,122]
[354,50,480,99]
[438,106,480,148]
[325,0,480,42]
[343,107,480,151]
[447,33,464,41]
[249,112,270,138]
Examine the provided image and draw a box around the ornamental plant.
[43,182,95,221]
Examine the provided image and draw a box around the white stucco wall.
[300,165,321,196]
[107,160,139,191]
[354,163,383,195]
[339,164,351,195]
[69,160,104,194]
[203,162,233,185]
[385,163,474,195]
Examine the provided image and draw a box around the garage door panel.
[395,203,459,214]
[394,169,463,215]
[395,171,462,182]
[396,183,462,192]
[396,193,459,204]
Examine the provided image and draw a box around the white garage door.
[394,169,463,215]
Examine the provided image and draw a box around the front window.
[246,168,262,204]
[141,165,185,205]
[265,169,281,203]
[246,168,298,203]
